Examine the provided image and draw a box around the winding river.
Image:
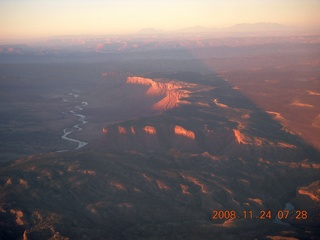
[57,89,88,152]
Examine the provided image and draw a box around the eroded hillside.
[126,76,193,112]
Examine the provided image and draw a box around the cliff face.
[102,124,198,151]
[126,76,191,112]
[174,125,195,140]
[101,121,303,159]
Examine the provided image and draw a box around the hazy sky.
[1,0,319,42]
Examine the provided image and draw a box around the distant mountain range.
[225,22,287,32]
[136,28,165,34]
[138,22,289,34]
[177,25,213,33]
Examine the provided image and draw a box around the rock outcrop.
[102,124,198,151]
[126,76,191,112]
[289,181,320,227]
[174,125,195,140]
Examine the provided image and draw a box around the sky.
[1,0,319,42]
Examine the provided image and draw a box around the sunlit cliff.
[174,125,195,140]
[126,76,191,112]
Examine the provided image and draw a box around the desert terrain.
[0,33,319,239]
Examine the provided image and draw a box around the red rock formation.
[102,127,108,134]
[118,126,127,134]
[180,173,208,194]
[233,129,247,144]
[213,98,229,108]
[110,181,126,191]
[143,126,156,135]
[291,100,314,108]
[10,209,24,226]
[156,180,170,191]
[247,198,263,206]
[174,125,195,139]
[297,182,320,202]
[126,76,191,112]
[289,181,320,227]
[130,126,136,134]
[180,184,191,195]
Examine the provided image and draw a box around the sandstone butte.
[126,76,191,112]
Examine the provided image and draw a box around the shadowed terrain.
[1,71,319,239]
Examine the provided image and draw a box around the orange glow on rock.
[156,180,170,190]
[248,198,263,206]
[19,179,28,188]
[118,126,127,134]
[143,126,156,135]
[201,152,219,161]
[233,129,246,144]
[266,111,287,122]
[126,76,191,112]
[102,127,108,134]
[307,90,320,96]
[180,184,191,195]
[277,142,296,148]
[133,187,142,193]
[142,173,152,182]
[298,188,320,202]
[213,98,229,108]
[174,125,195,139]
[222,219,235,227]
[10,209,24,226]
[181,173,208,194]
[291,101,314,108]
[5,178,12,186]
[110,181,126,191]
[131,126,136,134]
[312,164,320,169]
